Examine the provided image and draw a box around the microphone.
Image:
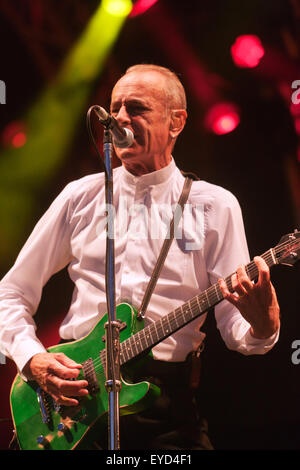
[93,106,134,148]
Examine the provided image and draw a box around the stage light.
[0,2,131,264]
[231,35,265,68]
[204,102,240,135]
[103,0,132,17]
[213,115,238,135]
[294,118,300,136]
[290,102,300,117]
[1,121,27,148]
[129,0,159,17]
[290,103,300,135]
[12,132,27,148]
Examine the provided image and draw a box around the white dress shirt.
[0,158,278,374]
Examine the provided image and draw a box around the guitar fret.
[156,321,162,339]
[154,323,160,341]
[167,312,179,331]
[196,295,202,313]
[148,326,156,345]
[120,343,129,363]
[161,316,171,337]
[204,289,210,307]
[140,329,150,350]
[173,311,180,328]
[138,329,146,349]
[188,300,193,318]
[134,334,142,355]
[137,333,145,353]
[143,327,152,346]
[200,294,208,311]
[270,248,277,266]
[166,315,172,332]
[119,347,126,365]
[130,338,138,356]
[125,340,134,360]
[214,283,222,302]
[181,305,191,322]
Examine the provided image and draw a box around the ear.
[169,109,187,139]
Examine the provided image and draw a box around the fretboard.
[118,247,278,365]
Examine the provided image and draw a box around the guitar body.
[9,303,160,450]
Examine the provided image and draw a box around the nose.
[115,104,130,126]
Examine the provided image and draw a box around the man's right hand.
[23,352,89,406]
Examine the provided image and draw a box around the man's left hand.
[218,256,280,339]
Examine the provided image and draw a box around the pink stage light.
[294,118,300,136]
[231,35,265,68]
[129,0,159,17]
[1,121,27,148]
[290,102,300,117]
[11,132,27,148]
[204,102,240,135]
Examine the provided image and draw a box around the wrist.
[250,319,280,339]
[22,353,41,380]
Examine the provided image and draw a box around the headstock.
[275,229,300,266]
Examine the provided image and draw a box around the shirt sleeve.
[204,187,279,355]
[0,183,74,374]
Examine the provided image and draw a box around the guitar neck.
[119,247,278,365]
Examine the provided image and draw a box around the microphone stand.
[103,127,121,451]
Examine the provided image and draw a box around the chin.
[115,146,139,161]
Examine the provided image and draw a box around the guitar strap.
[137,176,193,320]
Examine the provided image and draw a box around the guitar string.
[83,239,300,378]
[84,241,299,381]
[82,272,249,380]
[85,251,268,374]
[81,238,299,378]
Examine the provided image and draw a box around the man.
[0,64,280,449]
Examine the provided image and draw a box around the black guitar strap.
[137,176,193,320]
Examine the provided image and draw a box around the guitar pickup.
[36,387,52,425]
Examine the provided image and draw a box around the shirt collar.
[120,158,176,187]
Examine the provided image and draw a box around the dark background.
[0,0,299,450]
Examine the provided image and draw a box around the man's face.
[110,71,173,173]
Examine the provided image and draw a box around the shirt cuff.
[243,326,280,353]
[12,339,47,380]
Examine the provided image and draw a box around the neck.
[122,153,172,176]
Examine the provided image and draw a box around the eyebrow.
[111,98,150,107]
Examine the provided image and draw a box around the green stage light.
[0,2,131,268]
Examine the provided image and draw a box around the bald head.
[124,64,187,112]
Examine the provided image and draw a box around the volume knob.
[36,435,48,446]
[57,422,67,432]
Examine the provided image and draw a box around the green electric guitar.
[10,231,300,450]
